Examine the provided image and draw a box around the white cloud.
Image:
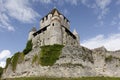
[0,0,40,31]
[0,50,11,59]
[81,33,120,51]
[33,0,51,4]
[110,13,120,30]
[0,50,12,68]
[0,0,14,31]
[5,0,40,23]
[0,61,6,68]
[95,0,111,20]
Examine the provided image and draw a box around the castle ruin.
[28,8,80,48]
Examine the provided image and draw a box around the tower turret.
[49,8,63,45]
[73,29,80,44]
[28,27,36,40]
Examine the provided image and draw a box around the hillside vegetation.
[32,44,64,66]
[0,67,3,78]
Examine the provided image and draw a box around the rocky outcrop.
[2,46,120,79]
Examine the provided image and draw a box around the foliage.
[39,44,64,66]
[105,55,113,62]
[5,58,11,69]
[23,40,33,55]
[32,54,38,64]
[17,52,24,63]
[0,67,3,78]
[4,52,24,72]
[11,52,20,71]
[4,77,120,80]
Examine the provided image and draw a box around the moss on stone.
[39,44,64,66]
[105,55,113,62]
[11,52,20,71]
[23,40,33,55]
[32,54,39,64]
[5,58,11,69]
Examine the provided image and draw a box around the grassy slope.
[4,77,120,80]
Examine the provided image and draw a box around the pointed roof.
[41,8,69,22]
[49,8,61,15]
[73,29,78,34]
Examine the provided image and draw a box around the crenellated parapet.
[40,8,70,30]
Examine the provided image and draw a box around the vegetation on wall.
[0,67,3,78]
[105,55,113,62]
[5,58,11,69]
[39,44,64,66]
[4,52,24,72]
[23,40,33,55]
[11,52,20,71]
[32,54,39,64]
[17,53,24,64]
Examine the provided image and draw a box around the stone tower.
[73,29,80,44]
[31,8,80,48]
[49,9,63,45]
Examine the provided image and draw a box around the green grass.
[4,77,120,80]
[39,44,64,66]
[23,40,33,55]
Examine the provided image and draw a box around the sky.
[0,0,120,67]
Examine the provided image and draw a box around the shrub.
[11,52,20,71]
[0,67,3,78]
[105,55,113,62]
[39,44,64,66]
[18,53,24,63]
[5,58,11,69]
[23,40,33,55]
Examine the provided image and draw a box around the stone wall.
[2,46,120,79]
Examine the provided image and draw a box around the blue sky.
[0,0,120,67]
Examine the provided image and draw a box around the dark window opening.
[52,23,54,26]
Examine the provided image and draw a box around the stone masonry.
[28,8,80,48]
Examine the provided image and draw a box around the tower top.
[30,27,36,32]
[49,8,61,15]
[73,29,78,34]
[41,8,69,22]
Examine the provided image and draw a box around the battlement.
[40,8,70,30]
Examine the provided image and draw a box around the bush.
[11,52,20,71]
[23,40,33,55]
[17,52,24,63]
[39,44,64,66]
[0,67,3,78]
[4,52,24,72]
[105,55,113,62]
[5,58,11,69]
